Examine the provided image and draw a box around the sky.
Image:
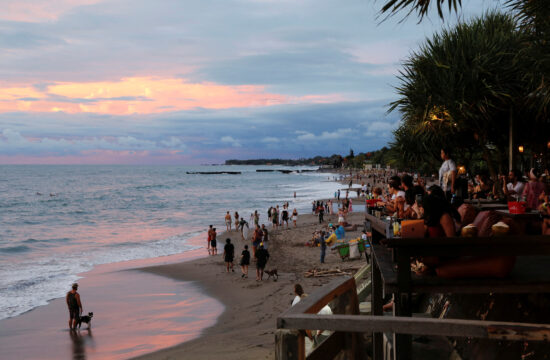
[0,0,495,164]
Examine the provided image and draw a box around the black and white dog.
[77,312,93,329]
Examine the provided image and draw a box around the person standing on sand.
[66,283,83,330]
[234,211,239,230]
[272,206,279,229]
[261,224,269,250]
[252,225,262,256]
[210,228,218,255]
[239,217,249,239]
[240,245,250,278]
[207,225,214,255]
[254,210,260,227]
[223,238,235,272]
[267,206,272,223]
[281,206,289,229]
[225,211,232,231]
[292,209,298,228]
[318,205,324,224]
[320,231,327,263]
[255,243,269,281]
[337,189,340,201]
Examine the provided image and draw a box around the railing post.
[275,329,305,360]
[372,256,384,360]
[393,250,412,360]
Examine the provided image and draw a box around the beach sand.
[0,206,367,360]
[134,211,367,360]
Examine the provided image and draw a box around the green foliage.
[388,11,549,175]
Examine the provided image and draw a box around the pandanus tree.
[389,12,528,176]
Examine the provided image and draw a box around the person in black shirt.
[240,245,250,278]
[223,238,235,273]
[66,283,83,330]
[255,243,270,281]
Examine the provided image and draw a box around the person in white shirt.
[439,148,457,198]
[502,169,525,199]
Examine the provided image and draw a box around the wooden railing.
[276,276,550,360]
[276,232,550,360]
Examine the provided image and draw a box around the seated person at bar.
[472,174,493,199]
[501,169,525,200]
[422,189,459,238]
[403,185,426,219]
[381,176,405,216]
[372,187,385,202]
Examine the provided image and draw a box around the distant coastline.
[225,156,341,166]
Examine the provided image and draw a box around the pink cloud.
[0,77,344,115]
[1,0,105,22]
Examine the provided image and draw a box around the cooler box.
[508,201,526,214]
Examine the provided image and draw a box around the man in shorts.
[223,238,235,272]
[210,228,217,255]
[66,283,83,330]
[207,225,214,254]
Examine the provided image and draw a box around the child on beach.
[292,209,298,228]
[240,245,250,278]
[223,238,235,272]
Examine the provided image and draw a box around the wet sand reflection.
[0,260,224,360]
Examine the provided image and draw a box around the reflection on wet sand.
[69,328,94,360]
[0,265,223,360]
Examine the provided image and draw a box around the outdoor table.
[496,209,542,234]
[474,203,509,211]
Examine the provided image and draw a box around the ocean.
[0,165,340,320]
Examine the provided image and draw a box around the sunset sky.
[0,0,492,164]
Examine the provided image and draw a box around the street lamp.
[518,145,524,153]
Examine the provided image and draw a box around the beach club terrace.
[276,208,550,360]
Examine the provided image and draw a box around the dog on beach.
[77,312,93,329]
[265,269,278,281]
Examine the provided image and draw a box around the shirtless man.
[225,211,232,231]
[207,225,214,254]
[66,283,83,330]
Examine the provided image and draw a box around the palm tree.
[389,12,529,176]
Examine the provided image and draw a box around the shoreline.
[133,211,367,360]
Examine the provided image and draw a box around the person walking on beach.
[239,217,249,239]
[225,211,232,231]
[292,209,298,228]
[240,245,250,278]
[66,283,83,330]
[255,243,269,281]
[223,238,235,273]
[318,205,324,224]
[254,210,260,227]
[210,228,218,255]
[267,206,272,223]
[337,189,341,201]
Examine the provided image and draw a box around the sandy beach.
[134,210,367,360]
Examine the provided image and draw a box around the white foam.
[0,233,201,320]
